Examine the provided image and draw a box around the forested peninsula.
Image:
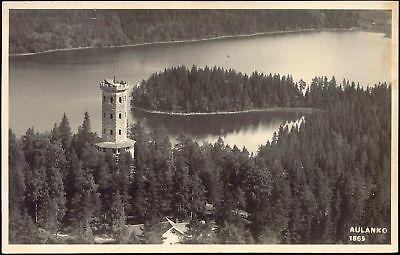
[10,74,391,244]
[9,9,390,55]
[132,65,316,113]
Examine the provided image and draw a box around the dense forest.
[9,9,366,54]
[132,65,305,112]
[9,74,391,244]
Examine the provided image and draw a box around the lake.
[9,30,391,153]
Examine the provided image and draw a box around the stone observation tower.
[95,78,135,155]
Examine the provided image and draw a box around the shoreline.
[10,28,356,57]
[132,106,321,116]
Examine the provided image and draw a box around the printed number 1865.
[349,235,366,242]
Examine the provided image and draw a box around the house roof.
[126,218,189,239]
[165,217,188,235]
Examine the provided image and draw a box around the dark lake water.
[9,31,391,153]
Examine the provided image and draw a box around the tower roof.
[100,79,130,91]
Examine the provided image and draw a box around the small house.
[126,217,189,244]
[161,217,189,245]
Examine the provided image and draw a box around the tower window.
[110,97,113,103]
[103,113,105,118]
[103,129,105,134]
[119,97,122,103]
[103,96,106,101]
[119,129,122,135]
[110,129,113,135]
[119,113,122,119]
[110,113,113,119]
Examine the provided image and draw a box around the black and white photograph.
[2,1,398,253]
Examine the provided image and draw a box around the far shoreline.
[9,27,360,57]
[132,106,321,116]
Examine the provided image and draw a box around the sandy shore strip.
[9,28,354,57]
[132,106,321,116]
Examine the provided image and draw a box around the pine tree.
[188,174,206,219]
[183,220,216,244]
[150,126,173,216]
[58,113,72,151]
[22,134,67,232]
[9,129,27,212]
[50,123,61,143]
[82,111,91,131]
[9,129,41,243]
[93,154,114,223]
[245,164,273,240]
[171,154,191,219]
[44,166,66,232]
[9,210,41,244]
[129,170,149,223]
[42,139,68,231]
[216,220,254,244]
[68,157,100,235]
[22,127,37,169]
[114,151,133,202]
[109,191,128,243]
[80,143,99,171]
[72,111,97,158]
[25,165,46,225]
[140,223,164,244]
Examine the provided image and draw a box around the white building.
[95,78,135,155]
[161,217,189,245]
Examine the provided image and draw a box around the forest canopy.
[9,73,391,244]
[9,9,377,54]
[132,65,305,113]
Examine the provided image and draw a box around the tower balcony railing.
[100,79,129,91]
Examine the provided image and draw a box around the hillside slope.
[9,9,369,54]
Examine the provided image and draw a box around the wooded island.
[132,66,306,113]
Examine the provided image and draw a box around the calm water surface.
[9,31,391,152]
